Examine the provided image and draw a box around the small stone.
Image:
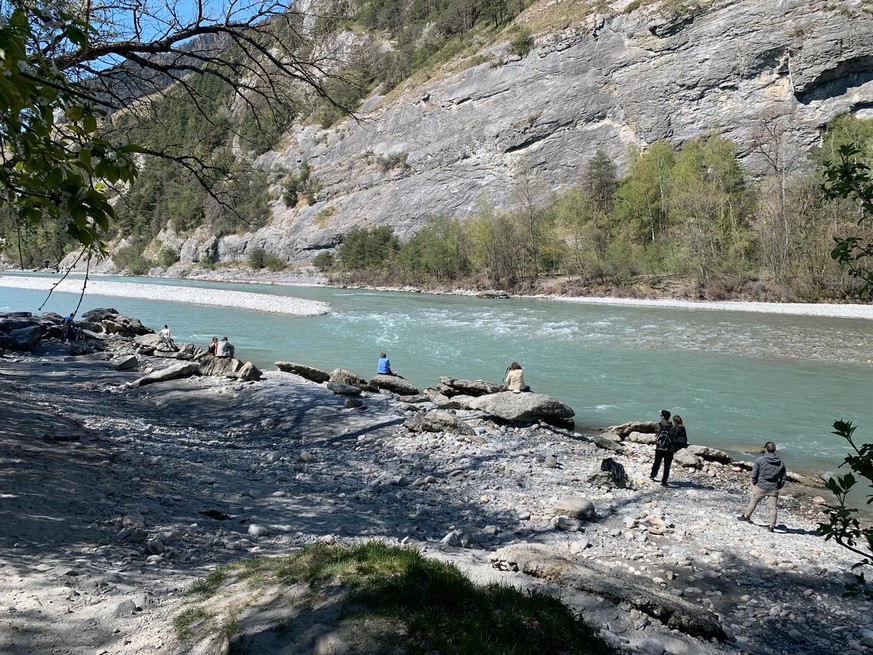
[248,524,270,537]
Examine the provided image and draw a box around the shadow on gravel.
[0,358,867,655]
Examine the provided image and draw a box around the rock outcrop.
[148,0,873,265]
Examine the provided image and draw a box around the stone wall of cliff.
[163,0,873,266]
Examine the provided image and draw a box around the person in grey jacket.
[738,441,787,532]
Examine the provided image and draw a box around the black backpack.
[655,426,673,452]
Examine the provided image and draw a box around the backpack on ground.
[599,457,628,487]
[655,426,673,452]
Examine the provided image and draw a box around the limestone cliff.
[165,0,873,265]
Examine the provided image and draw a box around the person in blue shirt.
[376,352,395,376]
[62,312,77,341]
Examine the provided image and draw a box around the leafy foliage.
[816,133,873,598]
[823,143,873,295]
[819,421,873,598]
[0,8,138,256]
[337,226,400,270]
[0,0,350,265]
[508,25,535,57]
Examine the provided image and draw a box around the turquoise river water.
[2,275,872,475]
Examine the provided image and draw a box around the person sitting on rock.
[158,324,177,351]
[503,361,530,393]
[377,352,396,376]
[207,336,219,356]
[215,336,235,358]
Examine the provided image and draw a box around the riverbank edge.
[5,266,873,320]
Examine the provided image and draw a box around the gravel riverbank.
[2,331,872,655]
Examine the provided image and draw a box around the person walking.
[650,409,675,487]
[738,441,786,532]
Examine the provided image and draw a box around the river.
[2,274,872,475]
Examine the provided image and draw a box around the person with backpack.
[650,409,675,487]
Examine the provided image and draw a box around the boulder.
[112,355,139,371]
[554,497,596,521]
[687,445,732,464]
[199,356,259,380]
[609,421,659,437]
[418,410,476,436]
[329,368,374,391]
[236,361,262,382]
[0,325,43,350]
[436,376,501,397]
[129,362,200,387]
[275,361,330,383]
[101,314,151,336]
[426,389,475,410]
[200,356,242,378]
[81,308,121,321]
[369,374,419,395]
[0,313,44,334]
[326,381,362,396]
[674,449,702,468]
[625,431,657,445]
[468,391,574,426]
[591,434,624,452]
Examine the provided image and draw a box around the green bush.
[508,26,535,57]
[337,226,399,270]
[263,252,286,271]
[283,163,319,208]
[114,245,154,275]
[248,247,267,269]
[313,251,335,272]
[199,254,216,270]
[157,247,180,268]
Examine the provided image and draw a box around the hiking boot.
[767,526,775,532]
[737,514,751,522]
[660,481,669,487]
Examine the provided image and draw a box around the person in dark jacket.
[738,441,787,532]
[650,409,674,487]
[671,415,688,450]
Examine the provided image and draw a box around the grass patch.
[177,542,618,654]
[174,606,208,639]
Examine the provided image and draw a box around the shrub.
[114,245,154,275]
[313,251,335,272]
[263,253,286,272]
[508,25,535,57]
[248,247,267,269]
[157,247,179,268]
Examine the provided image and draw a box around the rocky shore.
[1,310,872,655]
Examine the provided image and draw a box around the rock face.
[151,0,873,265]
